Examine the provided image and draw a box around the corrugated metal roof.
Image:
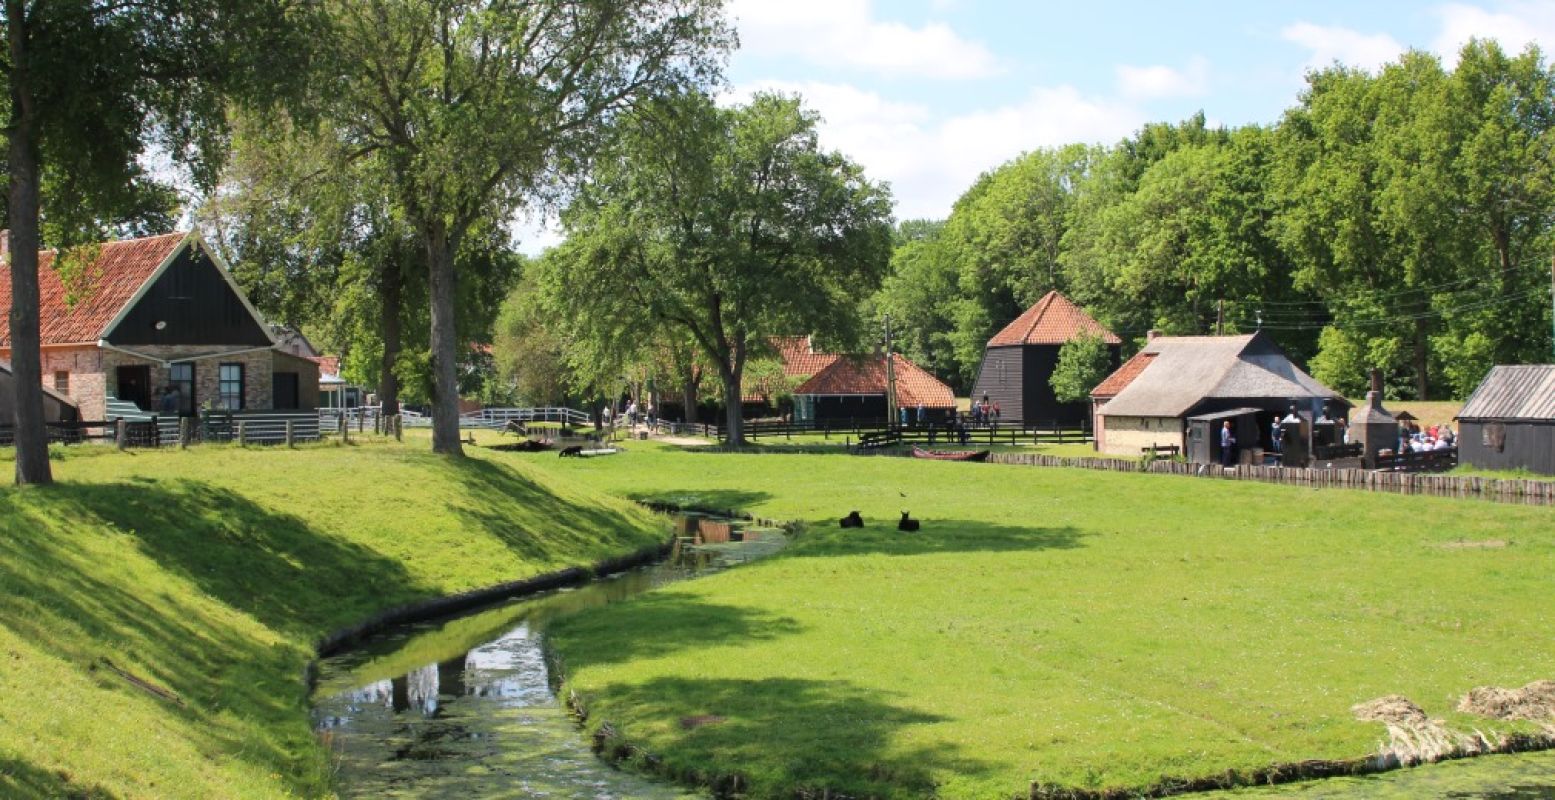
[1457,365,1555,421]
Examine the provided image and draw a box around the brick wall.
[100,346,276,412]
[35,346,108,421]
[1097,415,1183,457]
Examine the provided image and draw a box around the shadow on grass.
[589,676,992,798]
[624,489,775,514]
[788,518,1089,559]
[0,754,118,800]
[550,590,802,670]
[0,481,425,795]
[439,457,662,564]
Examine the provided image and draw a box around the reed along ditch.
[310,513,786,799]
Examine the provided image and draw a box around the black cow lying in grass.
[897,511,920,532]
[558,445,584,458]
[839,511,864,528]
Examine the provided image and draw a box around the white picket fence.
[322,406,591,431]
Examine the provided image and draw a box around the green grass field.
[0,437,667,799]
[525,442,1555,799]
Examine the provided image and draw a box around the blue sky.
[519,1,1554,251]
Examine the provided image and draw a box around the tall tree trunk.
[1413,317,1430,401]
[681,365,698,424]
[425,221,463,455]
[719,341,746,446]
[378,262,403,417]
[7,6,53,485]
[720,367,743,446]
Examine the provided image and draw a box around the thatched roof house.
[1456,364,1555,475]
[1091,331,1346,457]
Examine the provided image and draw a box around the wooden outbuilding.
[971,291,1119,426]
[793,353,955,424]
[0,361,79,423]
[1456,364,1555,476]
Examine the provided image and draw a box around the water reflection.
[312,528,783,799]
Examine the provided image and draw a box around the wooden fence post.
[179,416,191,449]
[237,421,247,446]
[115,418,127,450]
[394,414,403,441]
[285,420,295,448]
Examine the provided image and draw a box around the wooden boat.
[911,446,990,463]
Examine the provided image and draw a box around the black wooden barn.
[970,291,1120,425]
[1456,364,1555,476]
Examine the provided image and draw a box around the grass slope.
[533,442,1555,799]
[0,438,666,799]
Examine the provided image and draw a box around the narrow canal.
[311,520,783,798]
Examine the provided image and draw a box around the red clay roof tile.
[1090,349,1156,398]
[0,232,186,347]
[795,353,955,408]
[987,291,1121,347]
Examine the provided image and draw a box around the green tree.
[2,0,315,484]
[1049,332,1112,404]
[542,92,894,445]
[319,0,731,455]
[868,220,963,388]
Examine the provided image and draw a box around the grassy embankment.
[0,437,667,799]
[526,441,1555,799]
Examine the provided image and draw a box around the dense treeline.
[875,41,1555,401]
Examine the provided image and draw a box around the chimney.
[1146,329,1160,341]
[1369,369,1383,396]
[1,229,9,259]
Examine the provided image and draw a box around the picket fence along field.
[985,452,1555,506]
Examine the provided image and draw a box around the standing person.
[1220,420,1237,467]
[158,385,179,417]
[992,401,1001,424]
[916,402,925,426]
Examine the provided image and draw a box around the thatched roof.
[1457,365,1555,421]
[1098,332,1343,418]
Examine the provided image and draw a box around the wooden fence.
[980,451,1555,505]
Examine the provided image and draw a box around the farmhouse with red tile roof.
[793,352,955,424]
[0,231,318,422]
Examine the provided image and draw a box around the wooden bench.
[1142,444,1179,458]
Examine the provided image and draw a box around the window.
[170,363,195,415]
[218,363,244,410]
[53,371,69,394]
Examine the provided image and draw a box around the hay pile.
[1352,695,1485,766]
[1458,680,1555,721]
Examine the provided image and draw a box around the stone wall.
[1097,414,1183,457]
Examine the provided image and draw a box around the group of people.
[970,395,1000,425]
[603,400,656,429]
[1401,421,1454,453]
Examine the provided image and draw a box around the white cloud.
[1281,22,1404,73]
[1115,57,1210,99]
[729,80,1144,221]
[729,0,1000,79]
[1433,2,1555,63]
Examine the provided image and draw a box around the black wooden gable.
[105,242,272,347]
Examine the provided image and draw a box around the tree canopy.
[539,91,894,444]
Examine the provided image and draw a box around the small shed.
[1186,407,1261,465]
[0,361,80,423]
[1456,365,1555,476]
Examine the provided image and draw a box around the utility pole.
[1216,298,1224,336]
[1549,251,1554,360]
[884,314,897,428]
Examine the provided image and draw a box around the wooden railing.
[1375,447,1458,473]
